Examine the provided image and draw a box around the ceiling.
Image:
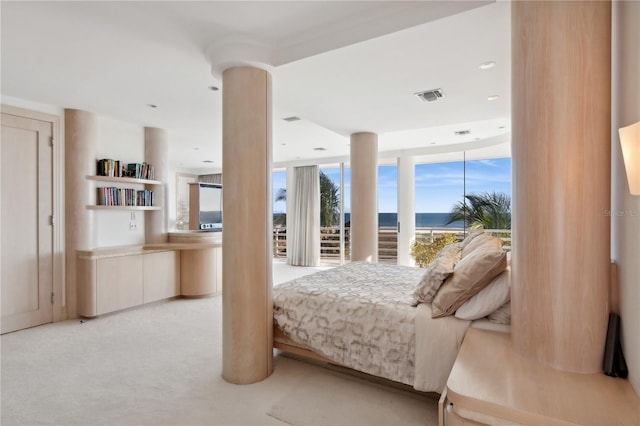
[1,1,511,174]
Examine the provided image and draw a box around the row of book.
[97,187,154,207]
[96,159,155,180]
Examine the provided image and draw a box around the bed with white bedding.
[273,232,512,393]
[273,262,472,393]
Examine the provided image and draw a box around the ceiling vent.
[454,130,471,136]
[414,88,445,102]
[283,116,301,122]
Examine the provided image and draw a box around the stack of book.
[96,159,155,180]
[96,159,123,177]
[97,187,154,207]
[125,162,155,180]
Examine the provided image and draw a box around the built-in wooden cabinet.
[77,248,180,317]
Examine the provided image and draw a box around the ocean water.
[274,212,464,228]
[350,212,463,228]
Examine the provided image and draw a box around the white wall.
[94,116,146,247]
[612,0,640,396]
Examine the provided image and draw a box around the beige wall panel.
[350,132,378,262]
[143,251,180,303]
[612,0,640,396]
[511,1,611,373]
[222,66,273,384]
[65,109,97,318]
[95,255,143,315]
[144,127,168,243]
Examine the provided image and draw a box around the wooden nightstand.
[441,328,640,425]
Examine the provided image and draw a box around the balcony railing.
[273,226,511,264]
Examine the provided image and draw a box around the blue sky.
[273,158,511,214]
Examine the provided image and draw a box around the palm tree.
[447,191,511,229]
[272,171,340,227]
[320,171,340,227]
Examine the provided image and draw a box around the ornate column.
[350,132,378,262]
[221,66,273,384]
[511,1,611,373]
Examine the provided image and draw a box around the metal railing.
[273,226,511,263]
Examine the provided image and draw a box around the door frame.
[1,104,65,323]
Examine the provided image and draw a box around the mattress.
[273,262,471,391]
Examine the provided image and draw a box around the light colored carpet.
[1,261,439,426]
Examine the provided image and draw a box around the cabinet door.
[96,255,143,315]
[143,251,180,303]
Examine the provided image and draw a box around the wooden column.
[144,127,168,244]
[65,109,97,319]
[511,1,611,373]
[221,66,273,384]
[350,132,378,262]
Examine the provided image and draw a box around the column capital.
[206,36,274,79]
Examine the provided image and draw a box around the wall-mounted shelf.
[87,175,162,185]
[87,205,161,211]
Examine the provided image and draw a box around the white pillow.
[454,267,510,320]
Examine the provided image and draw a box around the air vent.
[283,116,301,122]
[414,88,445,102]
[454,130,470,136]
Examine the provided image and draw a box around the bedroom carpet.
[1,261,439,426]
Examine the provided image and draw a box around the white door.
[1,113,54,334]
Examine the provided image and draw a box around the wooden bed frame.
[273,324,342,366]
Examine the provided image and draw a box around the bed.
[273,233,511,393]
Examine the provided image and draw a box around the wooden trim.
[86,175,161,185]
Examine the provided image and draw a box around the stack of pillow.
[412,231,511,323]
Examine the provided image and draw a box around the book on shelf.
[125,162,155,180]
[96,159,123,177]
[96,159,155,180]
[96,187,154,207]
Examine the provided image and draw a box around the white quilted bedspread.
[273,262,424,386]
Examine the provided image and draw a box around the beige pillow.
[459,230,484,250]
[412,243,462,305]
[431,248,507,318]
[455,267,510,320]
[461,232,504,258]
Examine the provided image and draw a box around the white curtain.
[288,165,320,266]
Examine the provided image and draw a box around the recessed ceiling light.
[281,143,287,146]
[479,61,496,70]
[208,86,219,91]
[147,104,158,108]
[487,95,500,101]
[454,130,470,136]
[498,126,505,129]
[283,116,301,122]
[430,142,436,145]
[202,160,214,163]
[313,147,327,151]
[474,138,481,141]
[193,147,199,151]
